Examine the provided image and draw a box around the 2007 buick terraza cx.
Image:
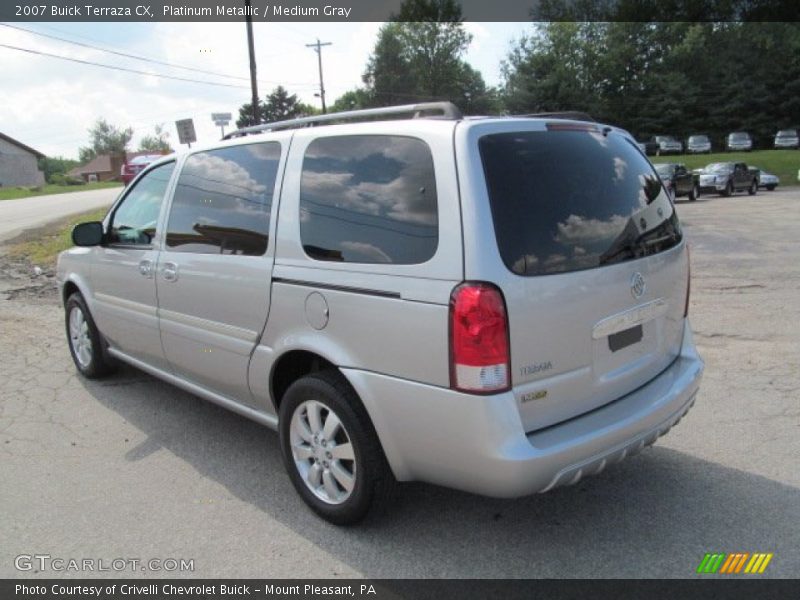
[57,103,703,524]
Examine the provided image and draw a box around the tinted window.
[479,130,682,277]
[299,135,438,264]
[109,161,175,245]
[654,164,674,177]
[166,143,280,255]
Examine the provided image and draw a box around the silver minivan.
[57,103,703,524]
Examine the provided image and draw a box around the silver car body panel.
[349,320,701,494]
[154,132,292,408]
[57,115,704,498]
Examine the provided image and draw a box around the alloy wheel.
[68,306,92,368]
[289,399,356,505]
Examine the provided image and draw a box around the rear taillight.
[449,282,511,394]
[684,245,691,317]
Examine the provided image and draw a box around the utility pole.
[245,0,259,125]
[306,38,332,113]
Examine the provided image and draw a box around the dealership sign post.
[175,118,197,148]
[211,112,232,138]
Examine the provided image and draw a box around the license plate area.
[608,325,643,352]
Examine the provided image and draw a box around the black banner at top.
[1,0,799,22]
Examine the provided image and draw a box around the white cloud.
[340,241,391,263]
[555,214,628,245]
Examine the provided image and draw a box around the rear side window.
[479,130,682,276]
[166,142,280,255]
[299,135,438,264]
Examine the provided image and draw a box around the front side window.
[299,135,438,264]
[166,142,280,255]
[109,161,175,245]
[479,129,682,277]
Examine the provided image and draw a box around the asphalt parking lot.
[1,188,798,579]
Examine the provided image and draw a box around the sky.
[0,21,532,159]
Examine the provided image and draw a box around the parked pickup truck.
[654,163,699,201]
[697,162,759,196]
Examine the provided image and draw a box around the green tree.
[236,85,313,128]
[138,124,172,153]
[502,23,604,116]
[501,22,800,144]
[363,23,418,106]
[37,156,79,184]
[78,118,133,163]
[363,0,493,114]
[330,89,372,112]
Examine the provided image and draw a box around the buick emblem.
[631,272,646,299]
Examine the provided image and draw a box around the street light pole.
[245,0,259,124]
[306,38,332,113]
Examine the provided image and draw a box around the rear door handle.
[162,262,179,282]
[138,259,153,278]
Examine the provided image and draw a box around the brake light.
[449,283,511,393]
[545,122,600,133]
[684,245,691,317]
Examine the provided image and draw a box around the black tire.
[689,184,698,202]
[65,292,116,378]
[748,179,757,196]
[279,371,395,525]
[767,185,776,191]
[722,181,733,197]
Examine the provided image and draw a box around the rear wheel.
[65,293,116,378]
[279,371,395,525]
[688,184,698,202]
[748,180,757,196]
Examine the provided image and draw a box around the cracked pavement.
[1,189,798,579]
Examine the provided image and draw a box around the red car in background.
[121,153,167,186]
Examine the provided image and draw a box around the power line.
[0,23,317,88]
[0,42,265,89]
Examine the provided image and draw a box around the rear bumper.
[346,321,703,498]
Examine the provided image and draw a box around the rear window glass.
[299,135,438,264]
[166,142,280,256]
[479,130,682,276]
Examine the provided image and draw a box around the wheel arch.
[269,349,340,413]
[61,273,93,310]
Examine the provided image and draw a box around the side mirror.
[72,221,104,247]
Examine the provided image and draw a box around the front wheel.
[279,371,395,525]
[689,184,698,202]
[748,180,757,195]
[722,181,733,197]
[65,293,116,378]
[767,185,776,191]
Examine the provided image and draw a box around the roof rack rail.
[223,101,463,139]
[517,111,596,122]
